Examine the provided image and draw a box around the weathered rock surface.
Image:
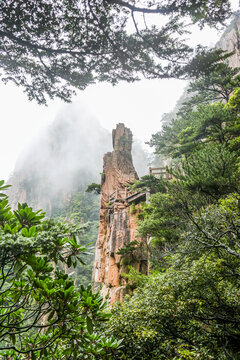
[93,123,148,303]
[216,13,240,69]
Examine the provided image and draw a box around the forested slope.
[105,16,240,359]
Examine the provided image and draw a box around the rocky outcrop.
[93,124,148,303]
[216,13,240,69]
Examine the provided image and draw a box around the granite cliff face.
[93,124,148,303]
[216,13,240,68]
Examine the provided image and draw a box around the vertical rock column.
[93,123,148,303]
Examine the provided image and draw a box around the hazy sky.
[0,0,239,180]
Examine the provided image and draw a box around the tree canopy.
[150,63,240,159]
[0,181,122,359]
[0,0,232,104]
[104,65,240,358]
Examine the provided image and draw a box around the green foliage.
[109,256,240,358]
[138,191,183,243]
[187,62,240,103]
[104,66,240,359]
[107,195,240,358]
[129,175,167,194]
[117,240,139,256]
[146,87,240,256]
[14,202,45,228]
[227,87,240,111]
[0,182,121,358]
[151,101,240,159]
[121,266,148,290]
[117,240,143,268]
[63,190,100,223]
[0,0,231,103]
[182,46,235,79]
[129,203,137,215]
[0,180,11,198]
[150,56,240,159]
[53,189,100,287]
[86,183,101,195]
[174,142,239,197]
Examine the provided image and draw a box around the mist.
[8,103,149,215]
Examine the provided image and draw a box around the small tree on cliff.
[0,0,232,104]
[86,183,101,195]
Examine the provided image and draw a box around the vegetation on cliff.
[106,58,240,359]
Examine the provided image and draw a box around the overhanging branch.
[105,0,170,14]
